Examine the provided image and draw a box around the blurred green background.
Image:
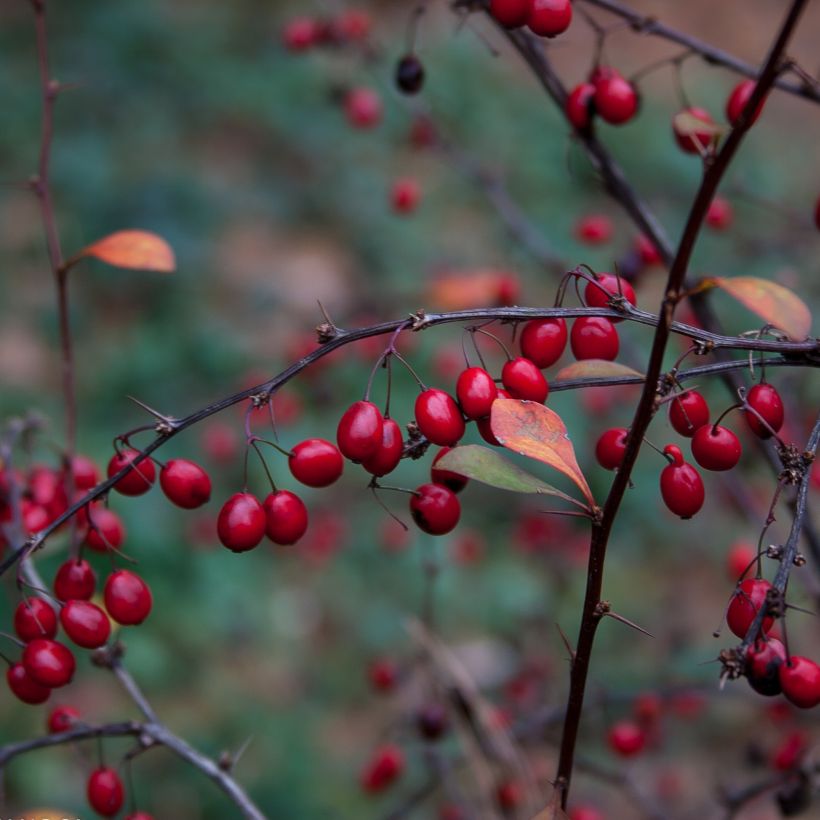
[1,1,819,817]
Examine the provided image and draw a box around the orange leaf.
[427,269,517,310]
[555,360,644,381]
[706,276,811,341]
[73,230,176,273]
[490,399,595,507]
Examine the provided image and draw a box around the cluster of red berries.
[566,65,639,129]
[490,0,573,38]
[281,9,371,52]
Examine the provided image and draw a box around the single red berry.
[28,465,66,510]
[583,272,637,321]
[60,600,111,649]
[673,106,716,154]
[595,427,628,470]
[607,720,646,757]
[282,17,318,51]
[570,807,605,820]
[565,83,596,130]
[362,419,404,477]
[727,577,775,639]
[501,357,549,403]
[410,483,461,535]
[361,744,404,793]
[779,656,820,709]
[22,638,75,688]
[104,570,153,626]
[527,0,572,37]
[706,196,733,230]
[338,9,371,40]
[391,178,421,214]
[635,234,663,266]
[289,439,344,487]
[660,444,705,519]
[48,704,80,733]
[431,447,469,494]
[570,316,620,361]
[217,492,266,552]
[633,692,663,726]
[456,367,498,420]
[772,730,808,771]
[107,448,155,496]
[746,637,787,697]
[496,780,523,812]
[489,0,530,28]
[593,69,638,125]
[368,658,398,692]
[417,702,449,741]
[476,389,510,446]
[87,767,125,817]
[159,459,212,508]
[14,597,58,642]
[668,390,710,437]
[575,215,613,245]
[726,540,756,580]
[520,318,567,369]
[70,455,100,490]
[415,389,465,446]
[396,54,425,95]
[337,400,384,462]
[85,506,126,552]
[125,813,155,820]
[22,500,50,534]
[7,662,51,704]
[54,558,96,601]
[691,424,742,471]
[726,79,765,126]
[263,490,308,545]
[745,383,784,439]
[344,87,382,129]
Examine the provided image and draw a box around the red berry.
[570,807,605,820]
[501,357,549,402]
[263,490,308,545]
[7,662,51,704]
[607,720,646,757]
[659,444,705,519]
[691,424,741,471]
[104,570,153,626]
[85,506,126,552]
[22,500,50,534]
[520,318,567,369]
[673,106,716,154]
[22,638,75,687]
[338,9,371,40]
[71,455,100,490]
[48,704,81,732]
[635,234,663,267]
[583,272,636,321]
[745,383,784,439]
[159,459,212,508]
[410,483,461,535]
[14,597,58,642]
[779,656,820,709]
[369,658,398,692]
[476,389,510,446]
[746,637,786,697]
[706,196,733,230]
[814,195,820,231]
[593,69,638,125]
[217,492,266,552]
[575,214,613,245]
[282,17,318,51]
[456,367,498,420]
[489,0,530,28]
[125,814,155,820]
[726,540,756,580]
[565,83,596,130]
[727,578,775,639]
[496,780,523,812]
[726,79,764,126]
[391,178,421,214]
[595,427,628,470]
[668,390,710,437]
[107,448,155,496]
[415,389,465,446]
[771,730,807,771]
[60,599,111,649]
[361,744,404,793]
[344,87,382,129]
[527,0,572,37]
[570,316,619,361]
[54,558,96,601]
[431,447,469,493]
[362,419,404,477]
[87,767,125,817]
[289,439,344,487]
[337,400,384,462]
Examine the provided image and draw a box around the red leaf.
[72,230,176,273]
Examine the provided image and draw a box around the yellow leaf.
[72,230,176,273]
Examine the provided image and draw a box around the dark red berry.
[362,418,404,477]
[396,54,424,94]
[337,400,384,462]
[745,383,784,439]
[668,390,710,437]
[727,578,775,639]
[416,703,449,741]
[344,87,382,129]
[583,272,636,321]
[415,389,465,446]
[282,17,318,51]
[107,448,155,496]
[85,506,126,552]
[607,720,646,757]
[431,447,469,493]
[7,662,51,704]
[706,196,733,230]
[289,439,344,487]
[476,389,510,446]
[456,367,498,420]
[391,178,421,214]
[496,780,522,812]
[489,0,529,28]
[635,234,663,266]
[570,317,619,361]
[410,483,461,535]
[104,570,152,626]
[87,767,125,817]
[70,455,100,490]
[501,358,549,403]
[14,597,58,642]
[595,427,628,470]
[22,638,75,688]
[60,600,111,649]
[593,69,638,125]
[159,459,212,508]
[746,638,786,696]
[659,444,705,519]
[673,106,716,154]
[565,83,596,130]
[575,214,613,245]
[691,424,741,471]
[48,704,80,732]
[779,656,820,709]
[361,744,404,793]
[54,558,96,601]
[527,0,572,37]
[726,79,765,126]
[520,318,567,368]
[217,492,266,552]
[263,490,308,545]
[368,658,398,692]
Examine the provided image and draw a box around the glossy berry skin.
[570,316,619,361]
[415,389,465,447]
[593,70,638,125]
[159,459,212,508]
[489,0,529,28]
[54,558,96,601]
[104,570,153,626]
[527,0,572,37]
[7,662,51,704]
[217,492,266,552]
[337,400,384,462]
[71,455,100,490]
[60,600,111,649]
[289,439,344,487]
[583,272,636,321]
[607,720,646,757]
[501,358,549,403]
[595,427,628,470]
[362,419,404,477]
[361,745,404,793]
[344,87,382,129]
[85,507,126,552]
[410,483,461,535]
[660,444,704,519]
[391,178,421,214]
[395,54,424,94]
[14,597,58,642]
[263,490,308,545]
[668,390,710,437]
[456,367,498,420]
[727,578,774,639]
[520,318,567,369]
[746,638,786,697]
[706,196,733,230]
[726,79,764,126]
[779,656,820,709]
[87,767,125,817]
[48,704,80,733]
[565,83,596,130]
[745,383,784,439]
[673,107,716,154]
[691,424,741,471]
[431,447,469,494]
[22,638,75,688]
[107,448,155,496]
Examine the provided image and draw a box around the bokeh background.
[1,1,819,817]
